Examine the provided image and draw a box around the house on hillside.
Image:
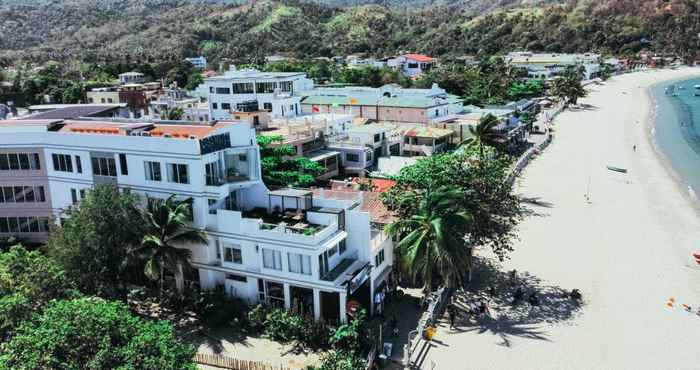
[387,54,436,78]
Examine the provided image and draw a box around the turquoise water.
[651,76,700,201]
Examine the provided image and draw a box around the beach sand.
[422,68,700,370]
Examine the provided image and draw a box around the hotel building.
[0,118,392,323]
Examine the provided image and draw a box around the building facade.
[198,68,314,121]
[0,118,391,323]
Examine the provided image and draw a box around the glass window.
[215,87,231,94]
[226,274,247,282]
[221,103,231,110]
[375,249,385,267]
[92,156,116,177]
[0,217,9,233]
[28,217,39,233]
[346,153,359,162]
[255,82,277,93]
[327,245,337,257]
[75,156,82,173]
[18,154,30,169]
[52,154,73,172]
[3,187,14,202]
[263,249,282,270]
[9,153,20,170]
[288,253,311,275]
[232,82,254,94]
[37,186,45,202]
[24,186,34,202]
[223,245,243,264]
[8,217,19,233]
[119,154,128,175]
[167,163,189,184]
[212,102,218,110]
[144,161,161,181]
[71,189,78,204]
[18,217,30,233]
[0,154,9,170]
[339,239,347,255]
[14,186,24,203]
[263,102,272,111]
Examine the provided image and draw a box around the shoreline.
[645,73,700,217]
[423,67,700,370]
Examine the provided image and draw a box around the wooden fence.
[194,353,293,370]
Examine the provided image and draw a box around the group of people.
[447,298,491,329]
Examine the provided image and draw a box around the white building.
[185,56,207,69]
[505,52,602,80]
[0,118,392,323]
[118,71,146,85]
[387,54,436,78]
[198,67,314,120]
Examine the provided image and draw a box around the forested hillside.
[0,0,698,67]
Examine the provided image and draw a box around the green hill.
[0,0,698,66]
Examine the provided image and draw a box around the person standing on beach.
[633,145,637,152]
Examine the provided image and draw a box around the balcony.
[320,250,359,283]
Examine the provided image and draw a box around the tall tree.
[386,187,473,291]
[47,184,145,300]
[463,113,503,158]
[135,195,207,297]
[551,67,587,105]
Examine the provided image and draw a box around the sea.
[651,75,700,203]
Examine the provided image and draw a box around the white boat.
[694,84,700,89]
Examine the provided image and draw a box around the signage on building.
[346,263,370,295]
[200,133,231,155]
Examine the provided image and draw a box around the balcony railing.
[206,174,250,186]
[320,250,359,282]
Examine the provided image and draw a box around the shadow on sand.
[443,258,585,347]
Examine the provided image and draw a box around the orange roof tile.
[404,53,435,63]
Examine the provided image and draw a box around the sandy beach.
[421,68,700,370]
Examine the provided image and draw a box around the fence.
[194,353,293,370]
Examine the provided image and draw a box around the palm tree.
[386,187,472,292]
[135,195,207,297]
[459,113,502,158]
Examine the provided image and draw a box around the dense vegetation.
[1,0,699,69]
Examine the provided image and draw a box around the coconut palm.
[386,187,473,292]
[459,113,502,158]
[135,195,207,297]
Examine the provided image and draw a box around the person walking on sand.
[633,144,637,152]
[448,304,457,329]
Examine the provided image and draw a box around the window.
[75,156,82,173]
[209,87,214,93]
[408,63,419,69]
[288,253,312,275]
[52,154,73,172]
[327,245,338,257]
[208,199,218,215]
[0,153,38,170]
[374,134,381,142]
[263,102,272,111]
[279,81,293,92]
[71,189,78,204]
[215,87,231,94]
[80,189,86,199]
[119,154,128,175]
[255,82,277,93]
[346,153,359,162]
[221,103,231,110]
[263,249,283,270]
[205,161,220,186]
[223,245,243,264]
[144,161,162,181]
[215,240,221,260]
[226,274,247,282]
[108,98,113,103]
[212,103,218,110]
[167,163,189,184]
[375,248,385,267]
[0,216,50,234]
[2,187,13,202]
[91,156,117,177]
[13,187,24,203]
[339,239,347,255]
[232,82,254,94]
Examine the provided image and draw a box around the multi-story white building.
[505,52,602,80]
[198,67,314,121]
[0,118,392,323]
[185,56,207,69]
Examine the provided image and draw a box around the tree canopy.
[257,135,326,188]
[0,298,196,370]
[47,184,145,299]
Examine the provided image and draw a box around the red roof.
[403,54,435,63]
[352,178,397,193]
